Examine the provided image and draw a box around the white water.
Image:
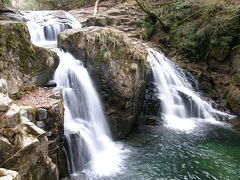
[23,11,126,178]
[147,49,232,131]
[21,11,81,47]
[54,51,125,178]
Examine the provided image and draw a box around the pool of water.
[120,121,240,180]
[78,120,240,180]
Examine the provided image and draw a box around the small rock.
[0,168,21,180]
[19,106,36,122]
[22,117,46,136]
[0,93,12,112]
[38,108,47,120]
[36,121,45,128]
[21,135,39,148]
[2,104,21,128]
[0,79,8,96]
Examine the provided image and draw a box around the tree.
[94,0,101,16]
[135,0,169,32]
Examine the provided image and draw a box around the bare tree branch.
[94,0,101,16]
[135,0,169,32]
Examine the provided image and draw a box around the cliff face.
[0,21,58,95]
[0,79,60,179]
[59,26,149,139]
[0,20,67,180]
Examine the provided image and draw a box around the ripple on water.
[105,123,240,180]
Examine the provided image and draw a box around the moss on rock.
[59,27,149,138]
[0,21,58,95]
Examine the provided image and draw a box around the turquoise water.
[80,120,240,180]
[118,122,240,180]
[80,121,240,180]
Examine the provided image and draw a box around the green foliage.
[35,0,96,10]
[0,0,11,8]
[139,0,240,62]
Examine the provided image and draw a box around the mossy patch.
[137,0,240,62]
[0,21,57,94]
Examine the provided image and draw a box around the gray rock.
[38,108,47,120]
[0,79,8,96]
[3,104,21,128]
[36,121,45,128]
[44,80,57,87]
[0,93,12,113]
[0,21,58,95]
[19,106,36,122]
[22,117,46,136]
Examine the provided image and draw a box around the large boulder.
[0,21,58,95]
[59,26,149,138]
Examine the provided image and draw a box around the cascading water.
[54,51,125,178]
[21,11,81,47]
[147,48,232,131]
[21,9,240,180]
[23,11,126,179]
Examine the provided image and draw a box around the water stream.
[54,51,125,178]
[23,11,126,179]
[22,10,240,180]
[147,48,233,131]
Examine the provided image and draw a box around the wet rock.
[59,26,149,138]
[44,80,57,87]
[144,116,163,126]
[143,71,162,119]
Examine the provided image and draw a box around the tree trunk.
[94,0,101,16]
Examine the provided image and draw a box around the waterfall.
[54,51,125,178]
[21,11,81,47]
[147,49,231,131]
[22,11,126,178]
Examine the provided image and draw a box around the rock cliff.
[59,26,149,138]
